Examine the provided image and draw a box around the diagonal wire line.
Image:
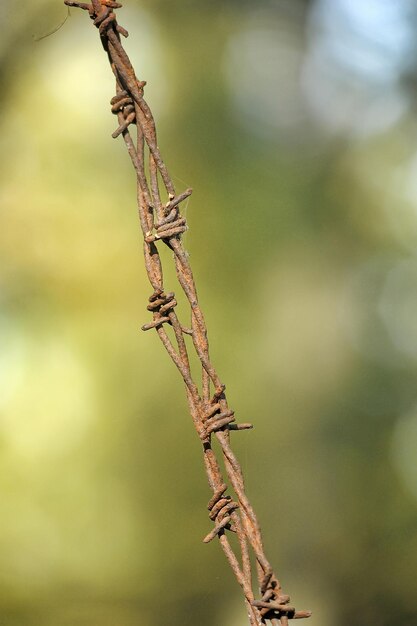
[63,1,312,624]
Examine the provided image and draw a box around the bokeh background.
[1,0,417,624]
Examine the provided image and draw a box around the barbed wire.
[63,2,312,624]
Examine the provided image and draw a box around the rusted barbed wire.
[63,2,312,624]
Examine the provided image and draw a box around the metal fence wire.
[63,2,312,624]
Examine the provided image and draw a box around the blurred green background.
[1,0,417,624]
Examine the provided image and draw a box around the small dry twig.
[63,2,312,624]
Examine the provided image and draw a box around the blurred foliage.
[1,1,417,625]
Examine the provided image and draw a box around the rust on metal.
[63,2,311,624]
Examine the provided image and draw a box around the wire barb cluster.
[63,1,312,624]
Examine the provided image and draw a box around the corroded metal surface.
[63,2,312,623]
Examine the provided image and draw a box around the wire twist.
[63,1,312,624]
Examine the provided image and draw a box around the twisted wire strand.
[63,2,312,624]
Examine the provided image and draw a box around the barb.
[63,2,312,624]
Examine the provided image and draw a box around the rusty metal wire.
[63,2,312,624]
